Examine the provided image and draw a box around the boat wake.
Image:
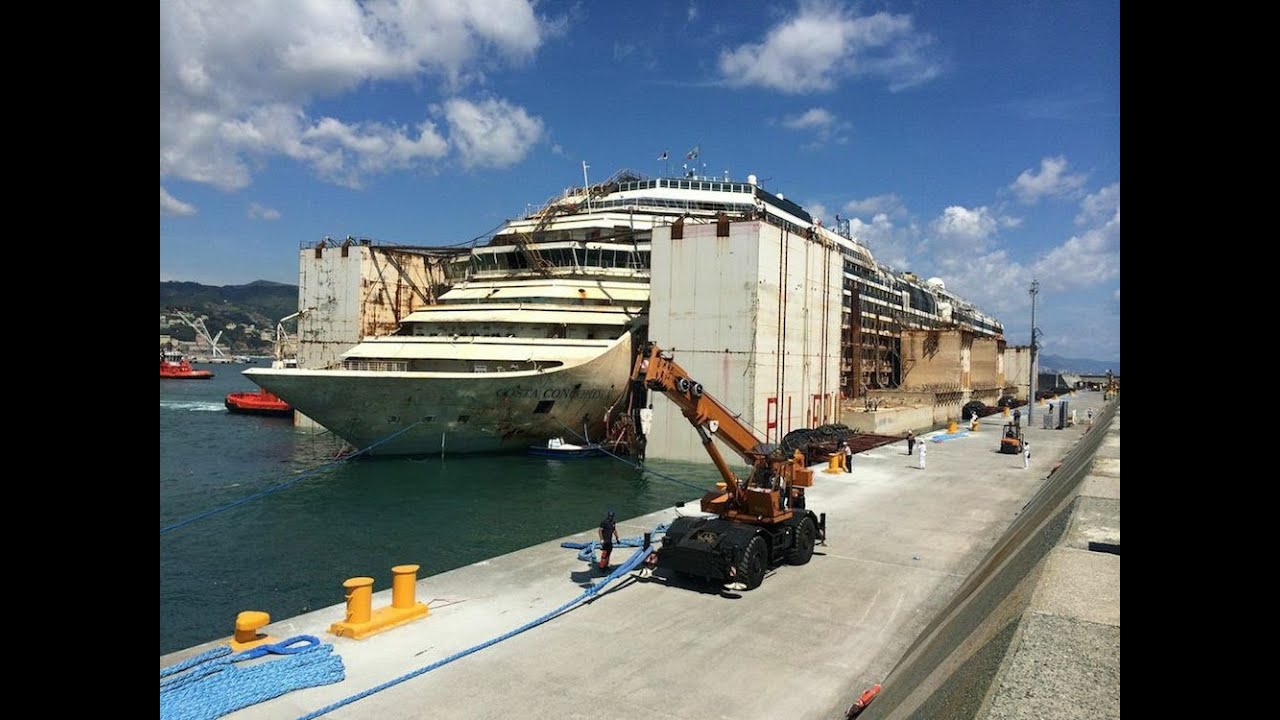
[160,400,226,413]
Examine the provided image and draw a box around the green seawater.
[160,365,719,655]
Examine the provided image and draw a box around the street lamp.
[1028,279,1039,426]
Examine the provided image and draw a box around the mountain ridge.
[160,280,300,353]
[1038,353,1120,376]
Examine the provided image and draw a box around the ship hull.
[245,335,633,456]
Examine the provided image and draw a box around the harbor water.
[160,364,719,656]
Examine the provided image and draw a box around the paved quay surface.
[161,393,1111,720]
[860,396,1118,720]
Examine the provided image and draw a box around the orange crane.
[631,342,826,590]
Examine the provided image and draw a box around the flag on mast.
[686,145,700,160]
[658,150,668,160]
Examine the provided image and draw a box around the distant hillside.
[1039,354,1120,376]
[160,280,299,352]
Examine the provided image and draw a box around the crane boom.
[629,342,826,590]
[630,342,814,525]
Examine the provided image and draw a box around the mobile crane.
[631,343,826,590]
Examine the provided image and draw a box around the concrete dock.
[161,392,1119,720]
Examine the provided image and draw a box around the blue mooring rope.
[561,524,670,564]
[160,636,345,720]
[295,542,654,720]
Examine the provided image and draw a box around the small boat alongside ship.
[224,388,292,417]
[527,437,605,459]
[160,351,214,380]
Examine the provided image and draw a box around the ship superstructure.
[247,169,1003,456]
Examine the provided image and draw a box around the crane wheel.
[735,535,767,590]
[676,377,690,393]
[692,383,703,397]
[786,516,816,565]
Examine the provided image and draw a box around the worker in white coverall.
[917,439,927,470]
[1023,440,1031,469]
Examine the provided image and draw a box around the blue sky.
[160,0,1119,361]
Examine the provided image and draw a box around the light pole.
[1027,279,1039,426]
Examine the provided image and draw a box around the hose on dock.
[296,542,654,720]
[160,636,345,720]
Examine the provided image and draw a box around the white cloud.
[782,108,835,130]
[780,107,850,145]
[919,206,1015,312]
[688,3,699,23]
[848,213,914,271]
[1076,182,1119,225]
[303,116,450,187]
[160,0,549,190]
[248,202,282,220]
[161,186,198,216]
[843,193,904,218]
[444,98,545,169]
[930,205,1000,247]
[1010,156,1088,204]
[718,3,939,93]
[1033,196,1120,291]
[907,186,1120,357]
[846,186,1119,360]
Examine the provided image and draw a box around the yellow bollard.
[342,577,375,624]
[947,420,958,434]
[824,454,844,474]
[230,610,274,651]
[331,569,429,639]
[392,565,421,610]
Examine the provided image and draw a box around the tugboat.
[160,350,214,379]
[224,388,292,417]
[224,311,302,417]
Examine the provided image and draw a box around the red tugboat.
[160,351,214,379]
[224,388,292,417]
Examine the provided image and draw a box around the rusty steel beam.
[845,433,904,454]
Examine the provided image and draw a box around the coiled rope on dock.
[295,542,654,720]
[160,636,345,720]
